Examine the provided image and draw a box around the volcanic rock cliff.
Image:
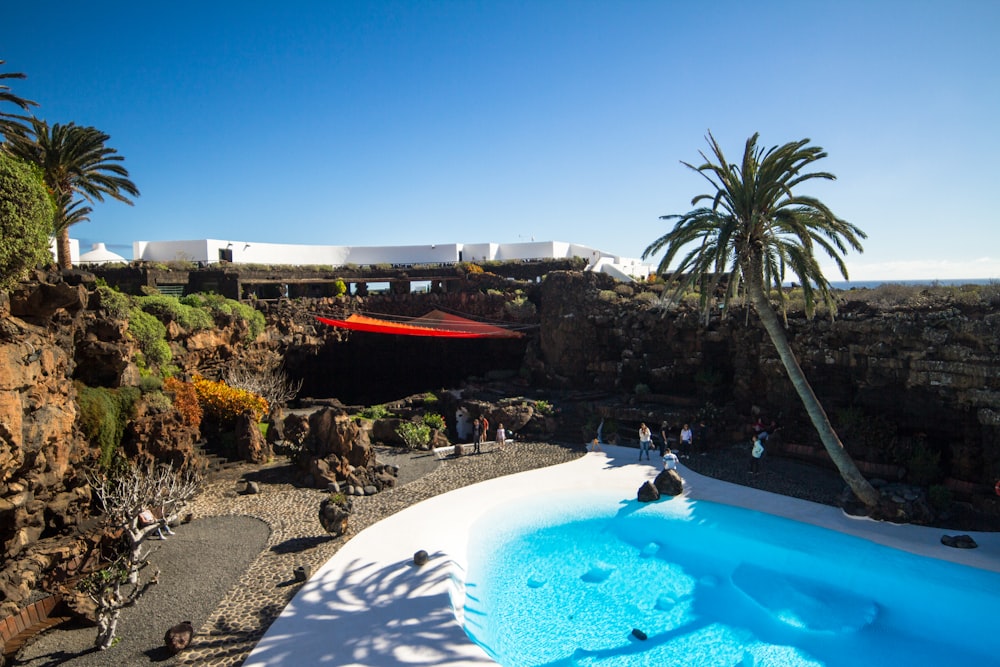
[2,268,998,620]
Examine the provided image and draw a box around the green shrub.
[76,384,140,469]
[96,285,131,320]
[635,291,659,304]
[138,373,163,393]
[598,290,618,303]
[333,279,347,297]
[396,422,431,450]
[534,399,554,416]
[137,294,214,331]
[634,383,651,395]
[422,412,445,430]
[229,301,266,340]
[358,404,390,420]
[504,295,537,319]
[614,284,634,297]
[0,155,54,291]
[127,307,169,366]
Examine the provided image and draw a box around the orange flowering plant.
[163,377,203,430]
[192,375,269,425]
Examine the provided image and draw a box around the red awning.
[315,310,524,338]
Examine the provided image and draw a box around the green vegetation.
[504,294,537,319]
[396,421,431,450]
[534,399,554,416]
[357,404,391,420]
[76,383,140,469]
[643,132,879,509]
[1,60,39,139]
[422,412,445,430]
[95,285,130,319]
[0,153,53,290]
[137,294,214,331]
[4,119,139,269]
[127,306,171,366]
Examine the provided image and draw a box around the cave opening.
[286,333,530,406]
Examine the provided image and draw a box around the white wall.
[129,237,655,279]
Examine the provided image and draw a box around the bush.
[0,154,53,290]
[138,374,163,393]
[192,375,269,425]
[534,399,554,416]
[504,295,537,319]
[164,377,202,430]
[127,307,170,366]
[598,290,618,303]
[137,294,214,331]
[357,404,390,420]
[634,383,651,395]
[96,285,131,320]
[422,413,445,430]
[396,422,431,450]
[76,384,140,469]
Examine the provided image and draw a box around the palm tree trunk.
[747,285,880,508]
[56,226,72,269]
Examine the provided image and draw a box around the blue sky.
[5,1,999,280]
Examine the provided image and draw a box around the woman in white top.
[679,424,693,454]
[638,423,652,461]
[496,423,506,450]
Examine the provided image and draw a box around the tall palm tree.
[4,119,138,268]
[643,132,880,509]
[0,60,38,141]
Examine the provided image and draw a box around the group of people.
[471,415,506,454]
[637,421,700,460]
[591,414,775,475]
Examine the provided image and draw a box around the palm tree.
[643,132,879,509]
[3,119,138,268]
[0,60,38,141]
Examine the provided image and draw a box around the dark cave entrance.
[286,333,530,406]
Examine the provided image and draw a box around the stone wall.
[535,271,1000,485]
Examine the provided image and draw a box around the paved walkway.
[242,444,1000,666]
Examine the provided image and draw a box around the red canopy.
[315,310,524,338]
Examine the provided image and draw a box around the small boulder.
[653,469,683,496]
[413,549,429,566]
[164,620,194,655]
[637,481,660,503]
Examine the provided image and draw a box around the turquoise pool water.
[461,491,999,666]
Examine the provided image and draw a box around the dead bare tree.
[223,352,302,407]
[83,462,201,649]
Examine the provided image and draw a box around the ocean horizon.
[826,278,997,290]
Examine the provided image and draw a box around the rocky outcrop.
[537,272,1000,489]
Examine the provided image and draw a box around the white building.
[130,239,654,281]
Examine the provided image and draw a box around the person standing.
[480,415,490,447]
[662,447,679,471]
[472,418,481,454]
[658,420,670,457]
[496,423,506,451]
[750,434,764,474]
[695,420,708,454]
[638,423,652,461]
[679,423,693,456]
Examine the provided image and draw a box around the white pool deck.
[245,445,1000,667]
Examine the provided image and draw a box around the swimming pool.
[462,490,1000,667]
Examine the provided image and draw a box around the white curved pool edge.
[244,445,1000,667]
